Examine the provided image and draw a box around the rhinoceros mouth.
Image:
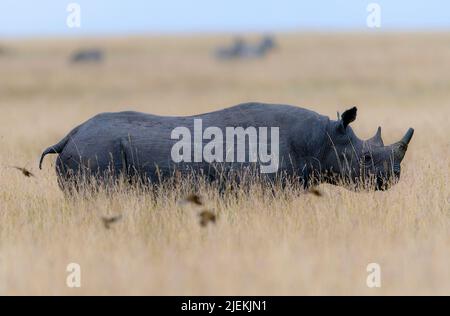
[375,177,387,191]
[375,171,400,191]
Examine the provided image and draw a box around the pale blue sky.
[0,0,449,37]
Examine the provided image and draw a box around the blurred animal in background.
[214,35,277,60]
[0,45,12,56]
[214,37,246,60]
[254,35,276,56]
[70,49,104,64]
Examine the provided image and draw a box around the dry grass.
[0,33,449,295]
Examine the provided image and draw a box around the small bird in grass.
[183,194,203,206]
[101,215,122,229]
[308,188,323,197]
[9,166,35,178]
[199,209,216,227]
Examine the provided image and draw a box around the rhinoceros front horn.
[400,128,414,146]
[393,128,414,161]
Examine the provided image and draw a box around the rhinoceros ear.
[340,106,357,129]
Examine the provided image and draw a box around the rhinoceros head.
[322,107,414,190]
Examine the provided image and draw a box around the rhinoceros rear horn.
[368,126,384,146]
[393,128,414,161]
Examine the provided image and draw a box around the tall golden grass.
[0,33,449,295]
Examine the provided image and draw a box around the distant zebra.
[214,37,246,60]
[257,36,276,55]
[70,49,104,64]
[214,35,277,60]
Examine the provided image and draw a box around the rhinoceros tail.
[39,126,80,169]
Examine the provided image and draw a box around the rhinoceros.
[39,102,414,191]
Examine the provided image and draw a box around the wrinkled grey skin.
[40,102,414,191]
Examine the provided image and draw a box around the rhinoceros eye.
[363,154,372,163]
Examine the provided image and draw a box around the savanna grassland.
[0,33,449,295]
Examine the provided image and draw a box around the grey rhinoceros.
[39,102,414,191]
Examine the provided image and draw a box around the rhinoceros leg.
[118,136,155,186]
[55,151,82,193]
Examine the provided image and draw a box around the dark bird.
[184,194,203,206]
[199,209,216,227]
[101,215,122,229]
[308,188,323,197]
[10,166,35,178]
